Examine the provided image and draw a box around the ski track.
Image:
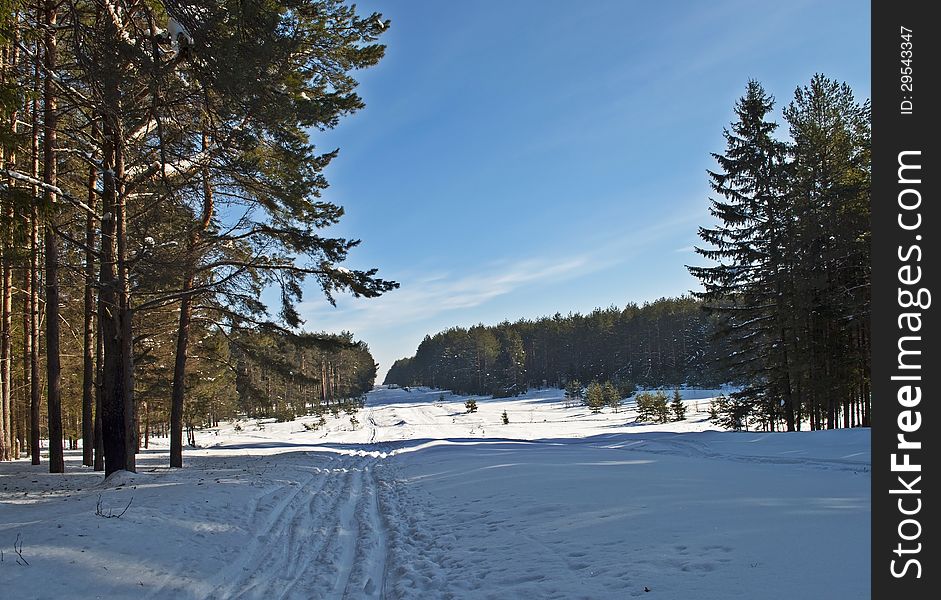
[193,454,403,600]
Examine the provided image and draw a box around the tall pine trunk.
[169,273,193,468]
[98,32,136,474]
[93,323,103,471]
[0,27,18,461]
[170,128,213,468]
[29,35,41,465]
[43,0,64,474]
[81,126,98,466]
[99,108,131,476]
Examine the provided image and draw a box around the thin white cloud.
[299,255,591,334]
[299,207,703,337]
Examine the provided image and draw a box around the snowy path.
[196,454,392,600]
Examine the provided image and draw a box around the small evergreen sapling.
[585,381,605,413]
[501,410,509,424]
[711,394,751,431]
[564,380,583,408]
[635,391,670,423]
[603,381,621,412]
[671,389,686,421]
[654,391,671,423]
[465,399,478,413]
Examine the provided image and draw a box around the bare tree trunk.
[143,400,149,450]
[99,36,136,474]
[81,125,98,466]
[21,220,31,459]
[169,272,194,468]
[29,34,41,466]
[170,129,213,468]
[0,122,8,461]
[100,111,129,476]
[93,322,103,471]
[43,0,64,474]
[0,27,18,462]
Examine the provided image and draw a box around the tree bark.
[169,272,194,468]
[81,125,98,466]
[99,109,130,476]
[29,33,41,465]
[170,128,213,468]
[93,322,103,471]
[43,0,64,474]
[0,26,18,462]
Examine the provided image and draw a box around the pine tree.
[688,80,795,430]
[501,410,509,425]
[465,399,478,413]
[653,391,670,423]
[585,381,607,414]
[492,326,526,397]
[603,381,621,412]
[783,74,871,430]
[671,389,686,421]
[564,379,582,408]
[711,395,751,431]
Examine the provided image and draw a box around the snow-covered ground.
[1,386,870,599]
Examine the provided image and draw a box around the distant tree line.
[384,296,736,396]
[688,75,870,432]
[231,330,377,422]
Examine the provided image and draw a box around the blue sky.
[296,0,871,380]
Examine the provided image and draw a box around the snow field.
[1,386,870,599]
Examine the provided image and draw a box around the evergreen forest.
[0,1,395,473]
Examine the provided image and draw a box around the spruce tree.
[603,381,621,412]
[671,390,686,421]
[564,379,582,408]
[783,74,871,430]
[688,80,794,430]
[653,391,670,423]
[585,381,604,413]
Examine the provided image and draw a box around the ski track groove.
[275,469,357,600]
[203,458,390,600]
[341,463,389,600]
[145,463,326,600]
[212,467,333,600]
[208,453,395,600]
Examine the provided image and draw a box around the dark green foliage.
[501,410,509,425]
[710,395,751,431]
[384,297,734,395]
[564,379,583,407]
[671,390,686,421]
[585,381,605,413]
[635,391,670,424]
[689,76,870,432]
[491,327,526,397]
[465,399,478,414]
[602,382,621,412]
[231,330,376,420]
